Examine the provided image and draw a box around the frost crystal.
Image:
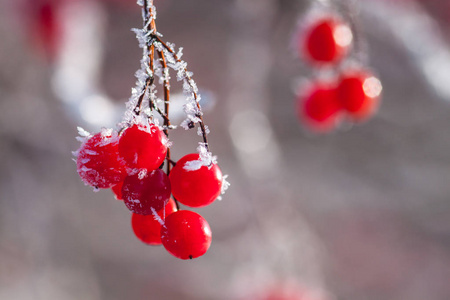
[197,125,210,136]
[151,207,164,226]
[183,143,217,171]
[77,127,91,137]
[138,169,148,180]
[217,175,230,201]
[84,149,98,156]
[100,128,113,138]
[221,175,230,195]
[176,47,183,59]
[76,127,91,143]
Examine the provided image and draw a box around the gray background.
[1,0,450,299]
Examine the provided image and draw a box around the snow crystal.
[197,125,210,136]
[76,127,91,143]
[75,136,86,143]
[101,128,113,138]
[130,113,149,128]
[188,79,198,94]
[164,139,173,148]
[80,166,91,172]
[131,28,148,49]
[84,149,98,156]
[180,119,191,130]
[221,175,230,195]
[151,207,164,226]
[183,143,217,171]
[77,127,91,137]
[138,169,148,180]
[166,42,175,52]
[162,125,177,130]
[79,158,90,164]
[176,47,183,59]
[162,68,171,84]
[183,159,204,172]
[198,142,217,164]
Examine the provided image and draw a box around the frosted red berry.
[122,169,171,214]
[337,70,382,121]
[118,124,168,171]
[303,17,352,64]
[299,82,341,132]
[131,198,177,245]
[169,153,223,208]
[76,131,126,189]
[161,210,212,260]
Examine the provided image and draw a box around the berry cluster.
[74,0,228,260]
[295,13,383,132]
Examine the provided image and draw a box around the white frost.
[221,175,230,195]
[77,126,91,137]
[138,169,148,180]
[151,207,164,226]
[183,143,217,171]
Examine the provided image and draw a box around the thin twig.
[134,0,156,115]
[157,49,172,177]
[152,34,210,151]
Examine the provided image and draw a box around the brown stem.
[134,0,157,115]
[156,49,172,176]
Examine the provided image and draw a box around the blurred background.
[1,0,450,299]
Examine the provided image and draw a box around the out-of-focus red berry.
[302,17,352,65]
[26,0,63,59]
[298,82,341,132]
[336,70,382,121]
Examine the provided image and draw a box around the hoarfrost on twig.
[197,125,210,136]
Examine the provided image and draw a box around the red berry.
[336,70,382,121]
[28,0,62,59]
[122,169,171,214]
[303,17,352,64]
[161,210,212,260]
[131,198,177,245]
[298,82,341,132]
[118,124,168,171]
[111,181,124,200]
[169,153,223,208]
[76,131,126,189]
